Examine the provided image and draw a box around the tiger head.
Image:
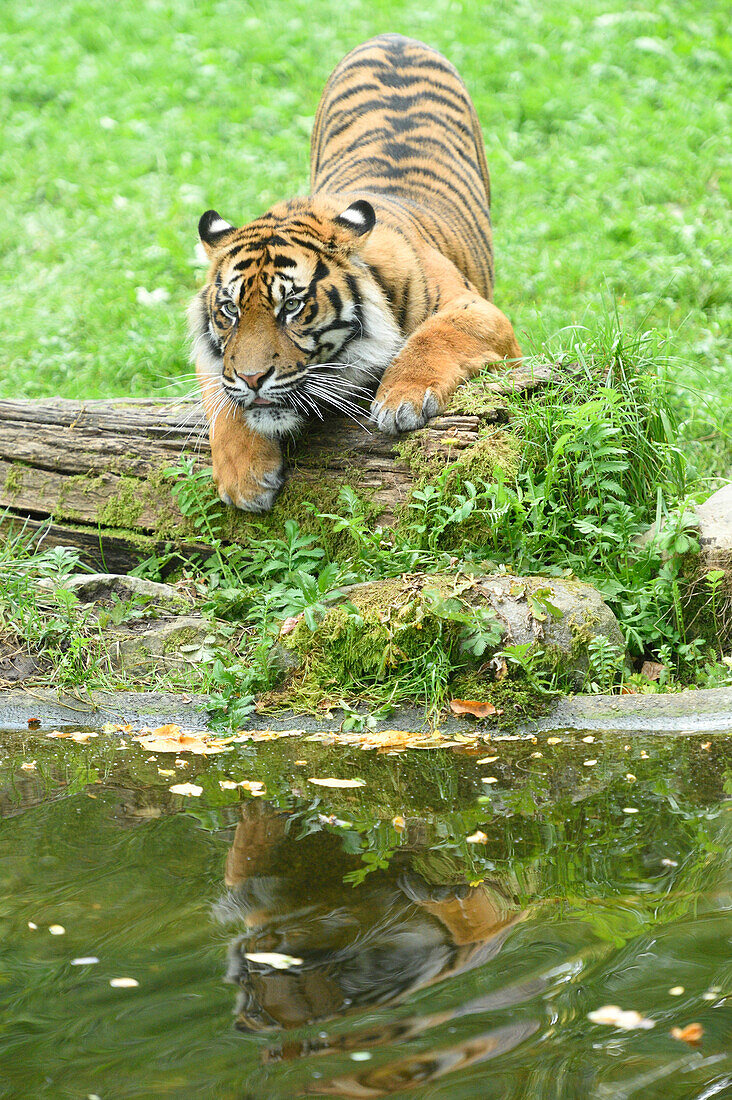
[188,197,402,438]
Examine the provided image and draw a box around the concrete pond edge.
[1,686,732,736]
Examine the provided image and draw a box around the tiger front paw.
[370,386,441,435]
[211,433,285,513]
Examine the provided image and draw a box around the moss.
[3,465,24,497]
[273,574,489,711]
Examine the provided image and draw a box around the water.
[0,728,730,1099]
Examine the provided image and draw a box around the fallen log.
[0,364,553,570]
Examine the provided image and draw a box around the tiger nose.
[236,368,271,392]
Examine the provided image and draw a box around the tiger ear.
[198,209,237,255]
[334,200,375,239]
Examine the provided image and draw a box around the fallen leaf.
[158,769,175,777]
[27,922,37,930]
[481,777,499,784]
[110,977,139,988]
[546,737,562,745]
[48,925,65,935]
[668,986,685,996]
[477,755,499,764]
[622,807,639,814]
[392,815,406,830]
[239,781,265,796]
[588,1005,654,1030]
[294,760,308,766]
[583,759,598,767]
[169,783,203,796]
[245,952,303,970]
[20,761,36,771]
[134,725,231,755]
[641,660,665,681]
[661,858,678,867]
[71,957,99,966]
[671,1023,703,1044]
[308,777,366,788]
[46,730,98,743]
[582,735,595,743]
[466,830,488,844]
[620,684,638,694]
[279,614,303,636]
[449,699,497,718]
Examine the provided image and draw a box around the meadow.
[1,0,729,460]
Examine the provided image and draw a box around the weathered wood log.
[0,365,553,570]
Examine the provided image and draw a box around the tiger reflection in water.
[215,802,537,1096]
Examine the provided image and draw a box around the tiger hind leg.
[371,295,522,434]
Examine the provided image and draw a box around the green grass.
[1,0,730,467]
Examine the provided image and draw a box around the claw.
[371,388,439,435]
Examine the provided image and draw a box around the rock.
[469,575,623,671]
[61,573,190,613]
[274,572,623,695]
[106,616,216,675]
[695,483,732,567]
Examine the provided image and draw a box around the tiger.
[189,33,522,512]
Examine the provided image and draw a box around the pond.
[0,726,730,1099]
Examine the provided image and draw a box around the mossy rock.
[270,571,623,708]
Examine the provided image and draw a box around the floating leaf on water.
[588,1005,654,1030]
[482,777,499,784]
[239,781,265,796]
[661,858,678,867]
[582,735,595,743]
[546,737,562,745]
[670,1023,703,1044]
[669,986,685,996]
[466,830,488,844]
[308,777,366,788]
[622,807,639,814]
[583,759,598,767]
[27,718,41,729]
[530,751,543,758]
[392,815,406,830]
[110,977,139,988]
[27,922,37,930]
[158,769,175,777]
[626,773,637,782]
[134,726,231,755]
[449,699,498,718]
[169,783,203,796]
[48,925,65,935]
[20,762,36,771]
[245,952,303,970]
[71,957,99,966]
[294,760,308,766]
[46,730,98,743]
[477,755,499,764]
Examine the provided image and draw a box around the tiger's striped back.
[310,34,494,299]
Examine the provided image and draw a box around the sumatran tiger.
[189,33,522,511]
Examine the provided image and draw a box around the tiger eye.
[283,295,301,313]
[220,299,238,320]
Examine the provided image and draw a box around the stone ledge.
[1,687,731,736]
